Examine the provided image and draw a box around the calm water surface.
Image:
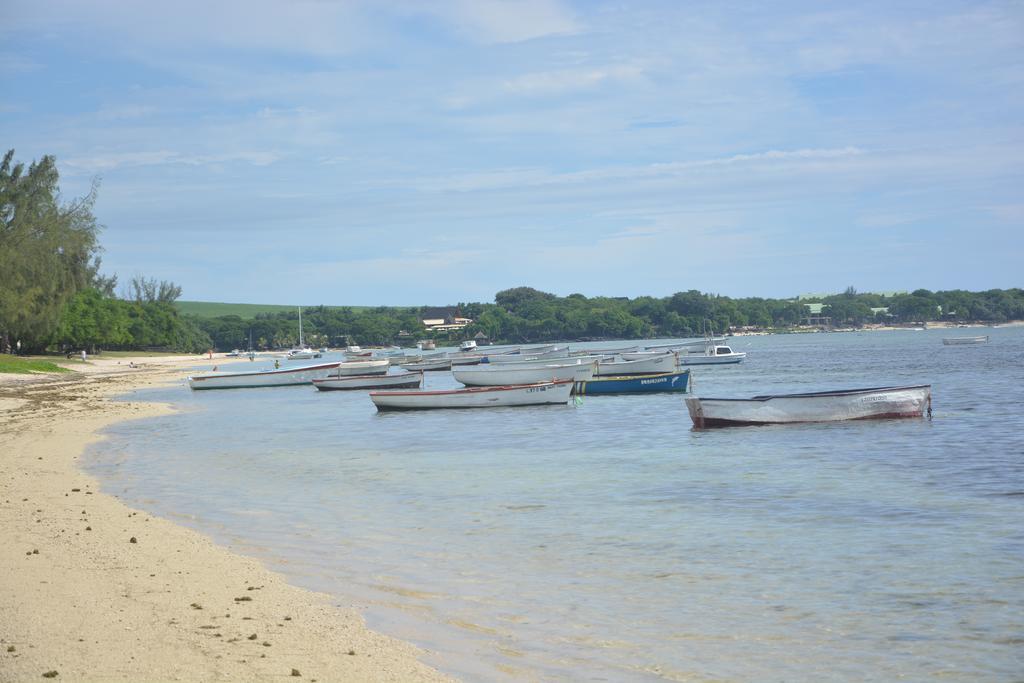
[88,328,1024,681]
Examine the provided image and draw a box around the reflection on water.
[90,328,1024,681]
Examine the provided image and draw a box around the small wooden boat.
[685,385,932,428]
[942,335,989,345]
[453,361,597,387]
[576,370,690,395]
[481,354,609,368]
[595,354,679,376]
[333,359,390,376]
[645,337,725,351]
[285,347,321,360]
[188,361,342,390]
[313,371,423,391]
[400,357,452,372]
[370,379,575,411]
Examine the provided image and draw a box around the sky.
[2,0,1022,306]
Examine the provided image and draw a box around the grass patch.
[0,356,74,374]
[175,301,373,319]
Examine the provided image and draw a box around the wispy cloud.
[424,0,581,44]
[62,149,278,173]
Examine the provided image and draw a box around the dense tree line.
[1,150,210,354]
[190,285,1024,350]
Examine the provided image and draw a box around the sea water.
[87,328,1024,681]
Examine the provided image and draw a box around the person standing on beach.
[80,349,86,362]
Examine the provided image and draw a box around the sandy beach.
[0,355,452,683]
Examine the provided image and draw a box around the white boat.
[685,385,932,428]
[620,349,676,361]
[484,346,570,363]
[286,347,320,360]
[483,355,609,369]
[333,359,390,376]
[571,346,639,356]
[595,354,679,376]
[416,339,436,351]
[645,337,725,351]
[389,354,422,366]
[285,308,320,359]
[188,361,342,390]
[370,379,575,411]
[313,371,423,391]
[676,344,745,365]
[942,335,989,345]
[453,361,596,386]
[400,357,452,371]
[225,349,242,357]
[459,339,478,352]
[449,354,486,366]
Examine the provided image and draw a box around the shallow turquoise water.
[89,328,1024,681]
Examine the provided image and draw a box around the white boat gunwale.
[711,384,932,402]
[189,361,341,382]
[371,378,572,398]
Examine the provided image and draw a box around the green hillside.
[175,301,375,319]
[176,301,306,318]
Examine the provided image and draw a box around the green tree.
[0,150,104,352]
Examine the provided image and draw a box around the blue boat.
[575,369,690,395]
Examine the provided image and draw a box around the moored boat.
[676,344,745,365]
[333,359,390,376]
[595,354,679,376]
[313,371,423,391]
[453,361,596,386]
[576,369,690,395]
[685,385,932,428]
[942,335,989,345]
[188,361,342,390]
[370,379,575,411]
[400,357,452,372]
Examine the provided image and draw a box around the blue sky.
[3,0,1022,305]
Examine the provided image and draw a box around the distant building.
[800,302,832,327]
[421,306,473,332]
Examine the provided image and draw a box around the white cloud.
[62,149,278,173]
[425,0,581,44]
[502,64,645,96]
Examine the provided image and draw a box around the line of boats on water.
[186,335,941,428]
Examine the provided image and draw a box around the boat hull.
[595,354,679,376]
[313,372,423,391]
[370,380,574,411]
[576,370,690,395]
[400,358,452,371]
[188,362,342,390]
[453,362,596,386]
[334,359,390,376]
[676,351,745,365]
[942,336,988,345]
[685,385,931,428]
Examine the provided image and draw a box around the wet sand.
[0,355,452,682]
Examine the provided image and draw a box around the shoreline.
[0,357,452,682]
